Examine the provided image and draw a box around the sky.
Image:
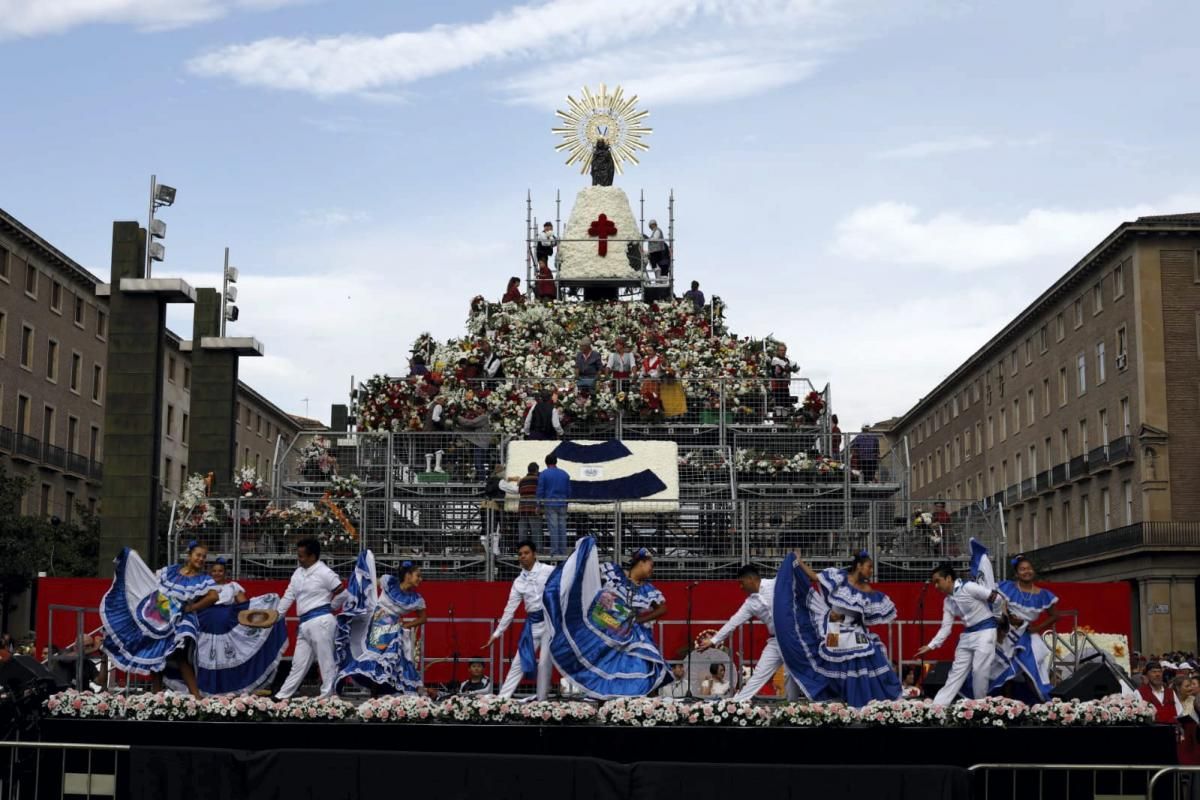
[3,0,1200,429]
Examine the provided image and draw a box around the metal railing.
[0,741,128,800]
[169,496,1004,582]
[995,435,1136,509]
[0,429,101,481]
[1027,521,1200,569]
[969,764,1167,800]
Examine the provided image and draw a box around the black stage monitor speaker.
[2,654,67,691]
[1051,660,1123,701]
[921,661,953,698]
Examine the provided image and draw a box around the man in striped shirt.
[516,462,543,552]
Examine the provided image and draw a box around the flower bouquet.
[44,690,121,719]
[772,701,858,727]
[946,697,1028,727]
[518,701,597,725]
[434,695,523,724]
[597,697,686,727]
[357,694,437,723]
[684,700,773,727]
[858,699,948,727]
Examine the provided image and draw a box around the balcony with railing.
[1,429,102,481]
[1029,522,1200,569]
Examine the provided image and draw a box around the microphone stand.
[916,582,928,696]
[448,605,460,695]
[685,580,699,698]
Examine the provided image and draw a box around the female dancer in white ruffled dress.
[777,550,902,707]
[102,542,288,697]
[988,549,1060,701]
[336,552,427,694]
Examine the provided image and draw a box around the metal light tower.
[221,247,239,335]
[145,175,176,278]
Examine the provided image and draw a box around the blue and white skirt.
[164,596,289,696]
[774,555,901,707]
[101,549,200,676]
[335,552,423,694]
[542,537,670,699]
[990,626,1053,701]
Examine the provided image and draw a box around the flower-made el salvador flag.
[506,439,679,511]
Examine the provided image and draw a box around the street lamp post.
[146,174,176,278]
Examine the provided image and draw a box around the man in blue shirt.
[537,454,571,555]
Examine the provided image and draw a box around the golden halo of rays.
[552,83,651,176]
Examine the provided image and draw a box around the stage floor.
[38,717,1177,768]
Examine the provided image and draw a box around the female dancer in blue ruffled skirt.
[542,537,671,699]
[102,542,288,697]
[775,550,902,707]
[335,551,426,694]
[983,547,1060,701]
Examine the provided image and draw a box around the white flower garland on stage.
[43,691,1155,727]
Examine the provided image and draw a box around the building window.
[1029,444,1038,476]
[50,280,63,313]
[73,295,85,327]
[1074,298,1084,329]
[1060,428,1069,462]
[1063,501,1071,539]
[67,416,78,453]
[164,457,173,493]
[1010,349,1018,376]
[1092,281,1103,315]
[256,413,263,436]
[40,484,52,517]
[988,466,995,494]
[20,324,33,370]
[89,425,100,460]
[1113,262,1125,299]
[1096,341,1106,383]
[16,394,30,436]
[987,416,994,448]
[964,428,972,460]
[1099,408,1109,446]
[1121,397,1130,436]
[1123,480,1133,525]
[64,490,75,524]
[1041,378,1050,417]
[182,412,190,442]
[0,310,6,358]
[1116,325,1128,369]
[973,379,981,403]
[168,355,177,383]
[953,436,961,467]
[1031,512,1039,550]
[183,366,191,390]
[1024,338,1033,365]
[1015,452,1023,483]
[166,405,175,439]
[1058,367,1068,406]
[1026,388,1034,426]
[0,246,8,282]
[1080,495,1090,536]
[1038,325,1048,354]
[1046,507,1054,545]
[45,339,58,382]
[24,264,37,298]
[1015,518,1023,551]
[1076,353,1087,395]
[96,309,107,340]
[92,365,103,403]
[1012,398,1020,433]
[42,405,55,445]
[1079,418,1089,454]
[1000,408,1008,441]
[952,395,959,418]
[974,422,983,455]
[1056,313,1065,342]
[69,352,81,393]
[180,464,187,491]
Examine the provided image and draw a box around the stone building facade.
[888,214,1200,653]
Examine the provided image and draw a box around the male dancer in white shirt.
[483,539,555,698]
[915,562,1006,705]
[698,565,796,701]
[275,537,348,699]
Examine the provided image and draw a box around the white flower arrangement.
[44,690,120,719]
[946,697,1029,727]
[772,701,858,727]
[122,692,203,721]
[596,697,686,727]
[858,699,948,727]
[518,701,597,725]
[357,694,437,723]
[197,695,281,721]
[435,695,523,724]
[176,473,225,531]
[683,699,773,728]
[274,696,356,722]
[1028,696,1154,726]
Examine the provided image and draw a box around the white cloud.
[876,133,1049,160]
[298,208,371,227]
[501,41,823,107]
[830,195,1200,271]
[186,0,841,97]
[876,135,995,159]
[0,0,306,37]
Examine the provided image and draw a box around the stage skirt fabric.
[164,594,289,696]
[100,549,216,676]
[335,550,424,694]
[774,556,901,707]
[543,536,670,699]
